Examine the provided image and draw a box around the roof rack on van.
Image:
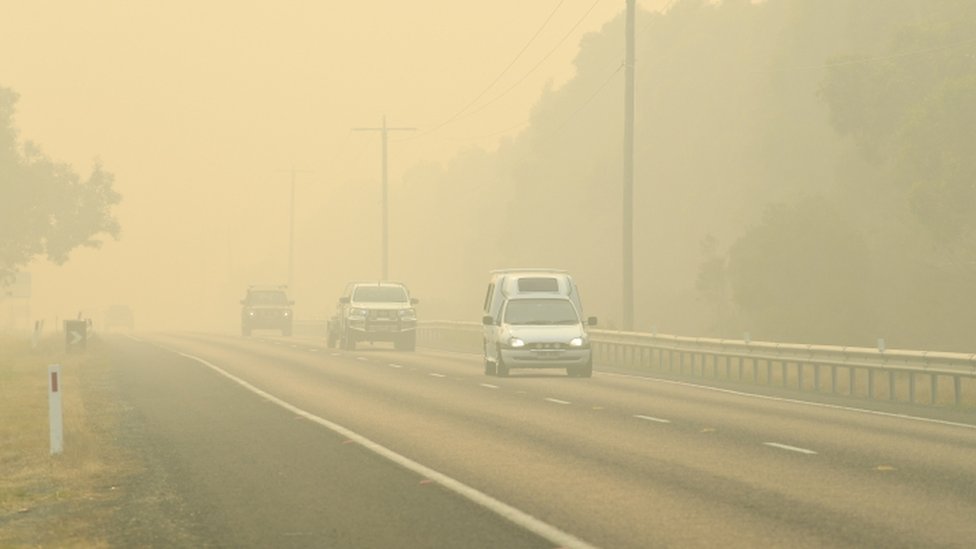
[489,268,568,274]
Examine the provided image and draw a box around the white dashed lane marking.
[356,357,369,362]
[764,442,817,455]
[634,415,671,424]
[388,363,403,369]
[429,373,447,378]
[480,383,499,389]
[545,398,571,405]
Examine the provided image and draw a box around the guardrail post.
[830,365,837,394]
[931,373,938,405]
[798,362,804,390]
[889,371,896,401]
[909,373,916,404]
[868,369,875,400]
[954,376,962,406]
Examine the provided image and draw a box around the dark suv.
[240,286,293,336]
[329,281,417,350]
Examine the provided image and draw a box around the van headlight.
[569,337,586,347]
[507,337,525,349]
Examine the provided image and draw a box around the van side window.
[483,283,494,313]
[517,277,558,292]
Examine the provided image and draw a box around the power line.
[459,0,607,123]
[416,0,568,138]
[402,0,606,144]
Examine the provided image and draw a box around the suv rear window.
[248,291,288,305]
[517,277,558,292]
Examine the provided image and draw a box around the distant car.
[104,304,135,331]
[240,285,293,336]
[330,281,418,350]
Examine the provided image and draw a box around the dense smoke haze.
[2,0,974,352]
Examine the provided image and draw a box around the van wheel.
[495,348,510,377]
[568,360,593,378]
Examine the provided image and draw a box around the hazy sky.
[1,0,672,329]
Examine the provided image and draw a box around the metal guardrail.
[414,320,976,409]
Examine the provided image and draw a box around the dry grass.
[0,334,139,548]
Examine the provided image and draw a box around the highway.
[110,332,976,548]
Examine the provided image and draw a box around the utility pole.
[279,167,311,290]
[353,115,416,279]
[622,0,636,332]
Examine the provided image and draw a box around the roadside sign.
[49,364,63,455]
[65,320,87,353]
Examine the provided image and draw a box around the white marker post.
[48,364,63,455]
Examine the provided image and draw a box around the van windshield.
[504,299,579,325]
[353,286,408,303]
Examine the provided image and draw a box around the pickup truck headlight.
[569,337,585,347]
[507,337,525,349]
[349,308,368,318]
[398,308,416,319]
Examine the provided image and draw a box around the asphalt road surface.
[107,332,976,548]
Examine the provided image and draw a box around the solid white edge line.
[764,442,818,455]
[634,414,671,424]
[601,371,976,431]
[545,398,571,405]
[170,350,598,549]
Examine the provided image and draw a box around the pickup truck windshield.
[353,286,409,303]
[504,299,579,325]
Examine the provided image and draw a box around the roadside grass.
[0,334,140,548]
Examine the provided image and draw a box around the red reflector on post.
[51,372,59,393]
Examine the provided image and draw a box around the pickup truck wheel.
[242,325,251,337]
[495,347,510,377]
[342,330,356,350]
[395,333,416,351]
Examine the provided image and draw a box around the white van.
[481,269,597,377]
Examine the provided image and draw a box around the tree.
[727,197,874,345]
[0,86,121,284]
